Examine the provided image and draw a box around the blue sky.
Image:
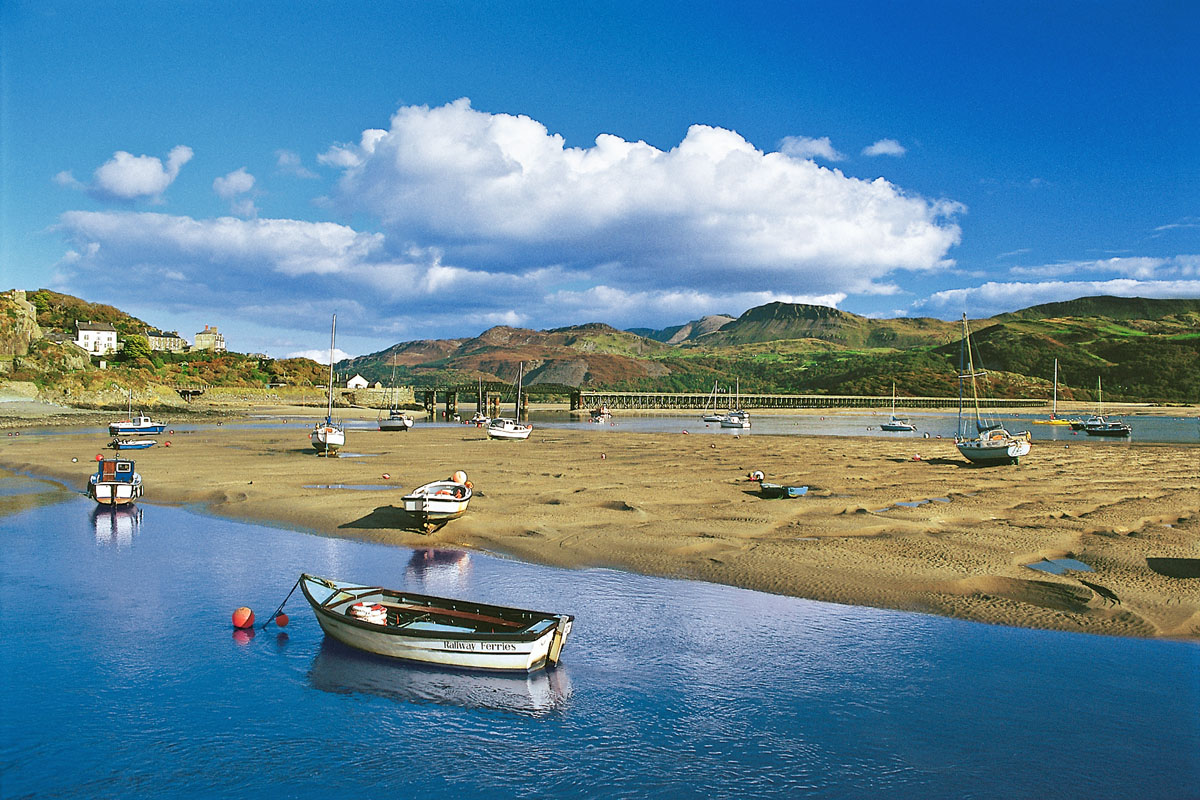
[3,1,1197,361]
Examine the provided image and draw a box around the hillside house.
[345,374,369,389]
[145,329,188,352]
[74,321,118,354]
[193,325,227,352]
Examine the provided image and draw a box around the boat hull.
[108,423,166,436]
[378,417,413,431]
[87,476,143,505]
[956,437,1032,465]
[486,419,532,440]
[310,426,345,453]
[300,575,573,672]
[402,481,472,523]
[880,421,916,432]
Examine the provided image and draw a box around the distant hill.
[994,295,1200,322]
[690,302,957,349]
[628,314,736,344]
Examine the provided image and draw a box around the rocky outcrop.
[0,290,43,358]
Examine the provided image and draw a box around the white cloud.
[213,168,258,218]
[862,139,906,157]
[213,168,255,198]
[285,348,353,364]
[326,98,962,294]
[89,145,193,201]
[1009,255,1199,280]
[915,277,1200,317]
[53,170,82,189]
[779,135,844,161]
[275,149,318,179]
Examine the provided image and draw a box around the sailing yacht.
[1082,377,1132,437]
[954,314,1031,465]
[378,360,413,431]
[879,383,917,431]
[1034,359,1071,425]
[719,379,751,428]
[701,380,725,422]
[310,315,346,455]
[487,362,533,440]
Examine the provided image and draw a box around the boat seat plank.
[377,601,525,628]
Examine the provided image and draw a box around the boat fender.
[749,470,765,482]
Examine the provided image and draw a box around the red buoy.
[232,607,255,629]
[275,613,289,628]
[95,454,104,461]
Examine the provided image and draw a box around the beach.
[3,404,1198,640]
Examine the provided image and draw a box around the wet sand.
[2,408,1198,639]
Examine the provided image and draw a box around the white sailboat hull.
[486,419,532,440]
[310,425,345,453]
[956,433,1031,464]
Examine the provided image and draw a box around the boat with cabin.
[719,380,751,428]
[378,361,414,431]
[310,315,346,455]
[954,314,1032,465]
[298,573,574,672]
[879,383,917,431]
[486,362,533,440]
[1078,377,1132,437]
[108,390,167,436]
[87,456,143,506]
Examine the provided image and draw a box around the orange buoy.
[453,470,468,484]
[275,613,289,628]
[164,441,171,447]
[95,454,104,461]
[232,607,255,629]
[463,480,473,489]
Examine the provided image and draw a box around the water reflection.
[90,504,143,548]
[404,548,473,595]
[308,638,572,717]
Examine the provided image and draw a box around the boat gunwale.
[299,574,570,643]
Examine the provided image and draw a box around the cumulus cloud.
[325,98,962,295]
[862,139,906,157]
[1009,255,1199,280]
[213,168,258,218]
[915,277,1200,317]
[275,149,318,179]
[84,145,194,201]
[285,347,353,364]
[779,135,844,161]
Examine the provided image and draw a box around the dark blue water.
[2,480,1198,799]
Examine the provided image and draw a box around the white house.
[75,321,119,354]
[345,374,369,389]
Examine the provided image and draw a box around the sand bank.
[3,413,1197,640]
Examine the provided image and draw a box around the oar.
[261,577,301,630]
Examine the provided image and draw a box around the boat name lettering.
[442,641,518,652]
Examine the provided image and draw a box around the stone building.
[193,325,227,352]
[145,329,188,352]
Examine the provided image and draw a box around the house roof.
[76,321,117,332]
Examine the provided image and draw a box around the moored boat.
[310,314,346,455]
[402,474,473,530]
[879,382,917,432]
[109,438,157,450]
[298,573,574,672]
[378,410,414,431]
[486,362,532,440]
[719,409,751,428]
[108,412,167,436]
[87,456,143,506]
[1085,418,1132,437]
[954,314,1032,465]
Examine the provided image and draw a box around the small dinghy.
[402,473,473,531]
[298,573,574,672]
[109,438,157,450]
[759,482,809,499]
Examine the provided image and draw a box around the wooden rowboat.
[298,573,574,672]
[402,479,472,531]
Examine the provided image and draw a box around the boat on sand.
[310,315,346,455]
[402,474,473,531]
[298,573,574,672]
[87,456,143,506]
[954,314,1032,466]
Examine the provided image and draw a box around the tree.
[122,334,151,361]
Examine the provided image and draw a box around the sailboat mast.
[958,315,966,435]
[326,314,336,420]
[1052,358,1058,416]
[515,362,523,418]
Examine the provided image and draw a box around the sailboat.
[487,362,533,440]
[378,359,413,431]
[1082,377,1132,437]
[954,314,1031,465]
[719,379,751,428]
[701,380,725,422]
[879,382,917,431]
[1034,358,1071,425]
[309,314,346,455]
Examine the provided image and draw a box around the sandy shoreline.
[3,404,1198,640]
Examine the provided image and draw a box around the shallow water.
[1,478,1197,799]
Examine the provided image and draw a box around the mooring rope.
[261,577,301,630]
